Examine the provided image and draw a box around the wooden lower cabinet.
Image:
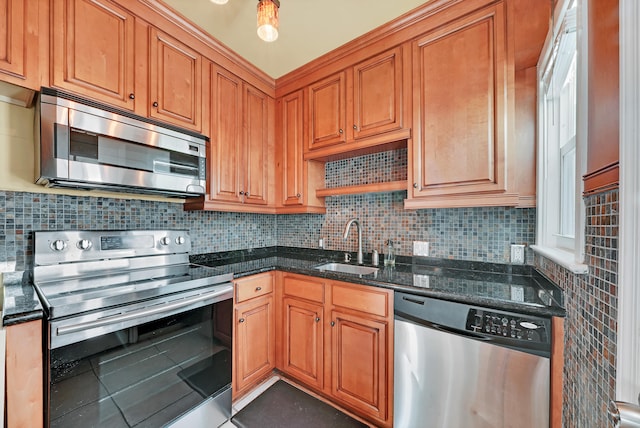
[331,310,389,423]
[233,272,276,399]
[5,319,44,428]
[282,297,324,389]
[276,273,393,427]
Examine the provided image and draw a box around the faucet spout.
[343,218,364,265]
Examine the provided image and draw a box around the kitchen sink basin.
[314,263,379,276]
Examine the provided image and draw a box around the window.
[534,0,586,269]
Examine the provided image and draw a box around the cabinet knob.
[353,124,357,130]
[152,101,158,107]
[245,191,250,197]
[413,182,418,189]
[129,93,135,100]
[239,191,245,196]
[296,193,301,198]
[331,321,335,327]
[239,318,245,323]
[315,317,321,323]
[255,286,262,291]
[339,128,344,134]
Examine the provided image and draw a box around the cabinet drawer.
[283,275,325,303]
[331,283,390,318]
[235,272,274,303]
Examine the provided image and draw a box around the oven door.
[46,292,233,428]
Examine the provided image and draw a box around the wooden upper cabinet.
[280,90,305,206]
[307,71,347,150]
[408,2,512,206]
[276,90,326,213]
[304,46,410,159]
[52,0,136,109]
[352,47,403,140]
[0,0,42,90]
[203,62,272,208]
[209,65,243,204]
[149,28,202,131]
[243,84,270,205]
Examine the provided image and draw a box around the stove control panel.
[465,308,549,344]
[35,230,192,265]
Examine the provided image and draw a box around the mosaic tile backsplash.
[0,191,277,272]
[535,189,618,428]
[0,149,537,271]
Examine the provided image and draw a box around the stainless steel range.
[33,230,234,428]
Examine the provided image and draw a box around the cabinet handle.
[331,321,335,327]
[315,317,321,323]
[239,318,245,323]
[152,101,158,107]
[239,191,245,196]
[339,129,343,134]
[255,286,262,291]
[296,193,301,198]
[129,93,135,100]
[245,191,250,197]
[353,124,357,130]
[413,182,418,189]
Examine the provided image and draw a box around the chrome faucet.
[343,218,363,265]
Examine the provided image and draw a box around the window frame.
[533,0,587,270]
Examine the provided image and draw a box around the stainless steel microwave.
[36,87,207,198]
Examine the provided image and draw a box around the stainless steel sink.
[314,262,379,276]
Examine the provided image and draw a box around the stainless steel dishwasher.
[394,291,550,428]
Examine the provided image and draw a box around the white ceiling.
[161,0,431,79]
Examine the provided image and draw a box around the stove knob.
[160,237,171,246]
[77,239,92,250]
[175,236,186,245]
[50,240,67,252]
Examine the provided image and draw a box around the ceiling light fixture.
[257,0,279,42]
[209,0,229,5]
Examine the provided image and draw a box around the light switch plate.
[510,244,526,264]
[413,241,430,257]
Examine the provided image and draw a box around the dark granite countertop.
[1,246,565,326]
[192,247,566,318]
[2,271,44,326]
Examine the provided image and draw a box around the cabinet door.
[209,64,243,203]
[307,71,346,150]
[331,310,389,423]
[280,90,304,206]
[282,297,324,389]
[51,0,136,110]
[352,47,404,140]
[149,28,202,131]
[411,3,507,197]
[243,84,270,205]
[234,295,275,395]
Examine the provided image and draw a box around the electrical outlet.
[413,241,430,257]
[510,286,525,302]
[510,244,526,264]
[413,274,430,288]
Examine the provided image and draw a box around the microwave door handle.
[152,160,199,173]
[56,286,232,336]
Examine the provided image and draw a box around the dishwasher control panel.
[465,308,549,344]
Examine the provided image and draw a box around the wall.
[535,189,618,427]
[278,149,537,264]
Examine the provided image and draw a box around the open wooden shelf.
[316,181,407,197]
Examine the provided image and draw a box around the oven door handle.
[56,286,232,336]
